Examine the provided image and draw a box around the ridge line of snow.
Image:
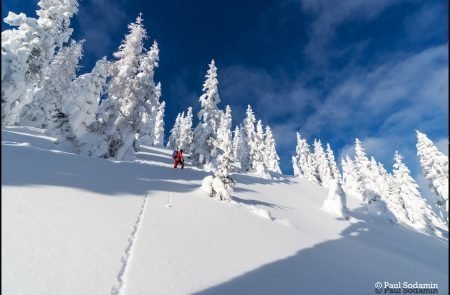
[111,192,149,295]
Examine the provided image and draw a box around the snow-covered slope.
[2,126,448,295]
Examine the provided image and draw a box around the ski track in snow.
[111,192,149,295]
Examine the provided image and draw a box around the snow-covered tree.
[63,57,109,148]
[203,105,235,201]
[167,113,183,150]
[292,132,318,183]
[153,100,165,147]
[19,40,83,130]
[2,0,79,126]
[79,15,161,160]
[341,156,361,199]
[232,125,241,162]
[392,151,436,233]
[314,139,332,187]
[214,105,233,158]
[416,130,449,223]
[237,105,256,172]
[322,180,349,220]
[326,143,341,181]
[264,125,281,174]
[353,138,372,201]
[251,120,270,178]
[179,106,194,152]
[191,60,222,169]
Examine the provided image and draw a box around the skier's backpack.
[172,150,178,159]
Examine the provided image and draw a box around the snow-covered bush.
[322,180,349,220]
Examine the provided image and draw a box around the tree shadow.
[2,143,209,196]
[193,215,448,295]
[231,196,290,210]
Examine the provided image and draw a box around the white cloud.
[299,0,413,64]
[75,0,128,59]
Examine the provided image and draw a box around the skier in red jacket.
[173,149,184,169]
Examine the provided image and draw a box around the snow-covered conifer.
[416,130,448,223]
[326,143,341,181]
[179,106,194,152]
[191,60,222,169]
[2,0,79,126]
[63,57,109,149]
[238,105,256,172]
[153,101,165,147]
[264,125,281,174]
[232,125,241,162]
[251,120,270,178]
[292,132,316,182]
[167,113,183,150]
[392,151,435,233]
[314,139,332,187]
[341,156,361,199]
[203,105,235,201]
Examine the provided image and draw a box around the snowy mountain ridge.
[2,126,448,295]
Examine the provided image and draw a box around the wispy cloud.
[299,0,413,65]
[74,0,128,60]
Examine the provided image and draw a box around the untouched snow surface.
[2,126,448,295]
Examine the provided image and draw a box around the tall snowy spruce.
[65,57,110,150]
[238,105,256,172]
[313,139,332,187]
[153,100,165,147]
[179,107,194,152]
[264,125,282,174]
[191,59,222,169]
[232,125,242,162]
[391,151,436,233]
[81,15,162,160]
[351,139,396,223]
[326,143,341,181]
[251,120,270,178]
[2,0,79,126]
[292,132,317,183]
[167,113,183,150]
[416,130,449,223]
[202,105,235,201]
[38,40,85,139]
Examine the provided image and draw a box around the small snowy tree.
[203,105,235,201]
[251,120,270,178]
[313,139,332,187]
[237,105,256,172]
[179,106,194,152]
[326,143,341,181]
[191,60,222,169]
[167,113,183,150]
[153,100,165,146]
[2,0,79,126]
[416,130,448,223]
[264,125,281,174]
[232,125,241,162]
[322,180,349,220]
[341,156,361,200]
[392,151,436,233]
[292,132,317,183]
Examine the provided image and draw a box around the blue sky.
[2,0,448,187]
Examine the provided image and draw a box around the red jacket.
[177,150,183,160]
